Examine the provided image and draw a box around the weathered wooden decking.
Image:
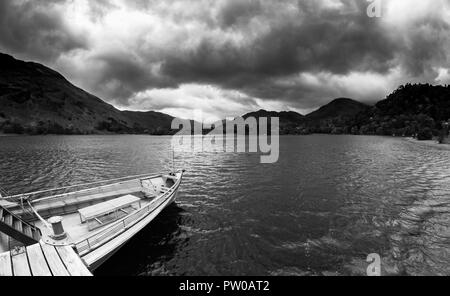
[0,241,92,276]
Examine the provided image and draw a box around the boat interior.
[0,173,179,253]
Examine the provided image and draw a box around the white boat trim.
[82,183,180,270]
[2,173,161,203]
[0,170,185,271]
[72,172,182,267]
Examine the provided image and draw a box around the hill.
[243,110,304,122]
[237,86,450,138]
[347,84,450,139]
[0,53,174,135]
[306,98,368,122]
[237,100,369,135]
[1,54,448,139]
[241,109,304,134]
[300,98,369,134]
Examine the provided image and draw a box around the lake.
[0,135,449,276]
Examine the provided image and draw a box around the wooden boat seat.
[78,194,141,223]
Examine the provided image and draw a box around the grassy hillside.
[301,98,369,134]
[1,54,448,139]
[0,53,173,135]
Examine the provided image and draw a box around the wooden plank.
[0,251,13,276]
[32,230,41,241]
[23,225,32,237]
[55,245,92,276]
[40,242,69,276]
[11,251,31,276]
[4,214,12,226]
[14,220,23,232]
[78,194,140,221]
[26,244,52,276]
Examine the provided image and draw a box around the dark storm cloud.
[159,0,450,108]
[163,14,395,81]
[397,16,450,77]
[0,0,449,117]
[217,0,263,28]
[92,52,160,101]
[0,0,87,62]
[161,0,400,103]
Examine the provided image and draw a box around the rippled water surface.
[1,135,450,276]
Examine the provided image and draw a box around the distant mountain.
[347,84,450,139]
[237,85,450,138]
[305,98,368,122]
[2,53,448,139]
[374,84,450,120]
[238,99,368,135]
[290,98,369,134]
[242,109,304,134]
[243,109,304,122]
[121,111,175,134]
[0,53,174,135]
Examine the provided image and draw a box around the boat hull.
[1,170,184,272]
[82,175,182,271]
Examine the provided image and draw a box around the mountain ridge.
[305,98,368,121]
[1,53,449,139]
[0,53,175,135]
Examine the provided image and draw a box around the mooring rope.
[26,200,52,229]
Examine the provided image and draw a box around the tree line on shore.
[1,82,449,140]
[283,84,450,142]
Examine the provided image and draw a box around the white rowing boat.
[0,170,184,271]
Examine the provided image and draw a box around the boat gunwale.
[2,173,162,203]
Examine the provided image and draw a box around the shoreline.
[404,137,450,150]
[0,133,174,137]
[1,132,450,145]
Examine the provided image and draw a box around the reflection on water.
[1,135,449,275]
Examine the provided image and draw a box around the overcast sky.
[1,0,449,121]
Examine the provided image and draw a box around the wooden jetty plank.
[0,252,12,276]
[26,244,52,276]
[55,245,92,276]
[11,251,31,276]
[40,242,70,276]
